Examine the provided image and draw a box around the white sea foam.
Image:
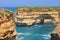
[18,33,23,35]
[18,37,24,40]
[17,33,31,36]
[17,33,24,40]
[18,33,32,40]
[34,33,51,39]
[42,34,51,39]
[34,25,37,26]
[17,33,51,40]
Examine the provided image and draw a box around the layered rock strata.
[0,8,17,40]
[15,7,60,26]
[51,24,60,40]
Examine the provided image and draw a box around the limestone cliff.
[0,8,17,40]
[15,7,60,26]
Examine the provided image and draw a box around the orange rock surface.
[0,8,17,40]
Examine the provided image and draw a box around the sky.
[0,0,60,7]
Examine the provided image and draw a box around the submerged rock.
[0,8,17,40]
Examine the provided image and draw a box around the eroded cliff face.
[0,8,17,40]
[15,7,60,26]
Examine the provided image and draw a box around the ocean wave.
[17,33,32,40]
[40,33,51,40]
[17,33,51,40]
[17,33,31,36]
[18,37,24,40]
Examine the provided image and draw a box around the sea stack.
[0,8,17,40]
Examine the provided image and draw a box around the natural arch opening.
[39,14,54,24]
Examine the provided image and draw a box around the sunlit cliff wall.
[15,7,60,26]
[0,8,17,40]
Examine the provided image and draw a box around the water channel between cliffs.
[1,7,55,40]
[16,24,55,40]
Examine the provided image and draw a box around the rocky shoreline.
[0,7,60,40]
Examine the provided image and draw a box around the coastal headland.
[15,7,60,27]
[0,7,60,40]
[15,7,60,40]
[0,8,17,40]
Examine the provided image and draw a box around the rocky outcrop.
[51,33,59,40]
[0,8,17,40]
[15,7,60,26]
[51,24,60,40]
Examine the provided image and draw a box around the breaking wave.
[17,33,51,40]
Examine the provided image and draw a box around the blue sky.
[0,0,60,7]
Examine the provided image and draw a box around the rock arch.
[39,14,55,24]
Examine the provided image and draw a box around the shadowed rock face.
[0,8,17,40]
[51,24,60,40]
[51,33,60,40]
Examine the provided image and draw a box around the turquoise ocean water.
[0,7,55,40]
[16,24,55,40]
